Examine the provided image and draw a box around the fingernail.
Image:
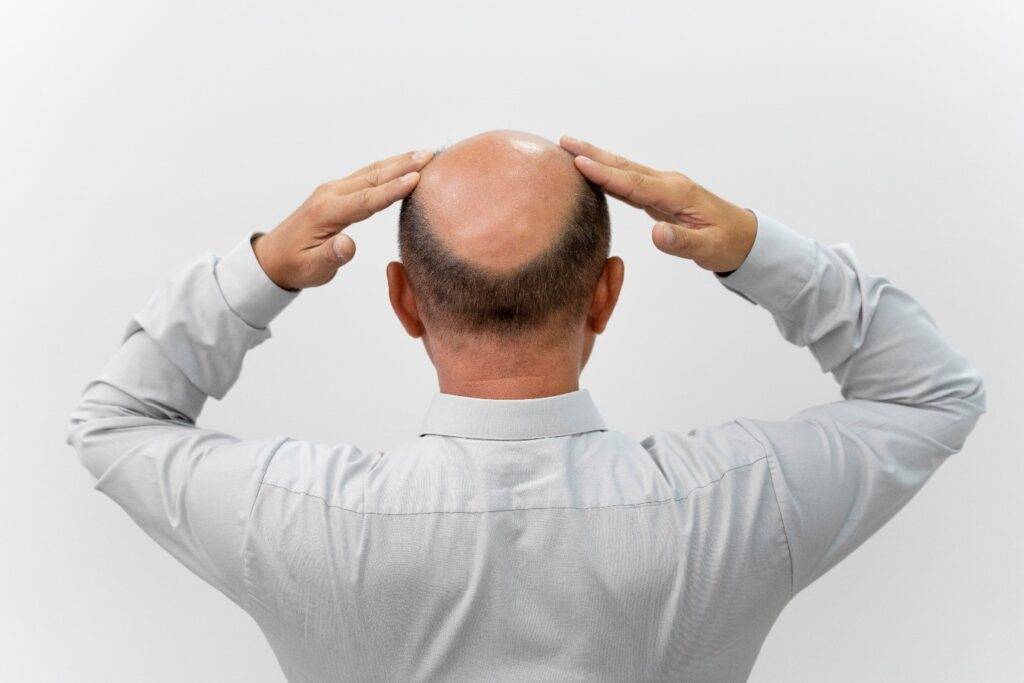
[576,155,594,165]
[562,135,578,144]
[411,150,432,163]
[401,171,418,183]
[659,223,677,245]
[333,241,350,264]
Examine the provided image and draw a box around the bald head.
[412,131,584,271]
[398,130,610,335]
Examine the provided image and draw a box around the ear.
[386,261,425,338]
[588,256,624,335]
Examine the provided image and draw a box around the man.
[68,130,985,681]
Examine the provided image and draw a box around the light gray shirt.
[68,211,985,682]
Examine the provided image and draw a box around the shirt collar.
[420,389,607,441]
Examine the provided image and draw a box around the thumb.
[330,232,357,265]
[652,222,713,263]
[310,232,357,284]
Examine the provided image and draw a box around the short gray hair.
[397,176,610,335]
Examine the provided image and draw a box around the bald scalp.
[398,131,610,336]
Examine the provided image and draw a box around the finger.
[326,151,432,195]
[652,222,715,261]
[328,171,420,225]
[645,206,677,223]
[343,150,433,180]
[560,136,663,176]
[574,155,676,210]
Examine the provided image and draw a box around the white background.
[3,1,1022,680]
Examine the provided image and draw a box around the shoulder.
[640,420,771,495]
[260,438,378,512]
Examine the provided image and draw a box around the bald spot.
[412,130,582,272]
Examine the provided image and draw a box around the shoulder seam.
[242,436,293,610]
[736,420,796,598]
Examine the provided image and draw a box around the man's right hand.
[253,149,434,291]
[560,136,757,274]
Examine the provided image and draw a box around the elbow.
[67,403,91,443]
[968,371,986,416]
[67,421,125,483]
[66,399,122,481]
[66,404,90,453]
[943,366,986,453]
[67,393,104,448]
[66,412,101,480]
[956,363,987,419]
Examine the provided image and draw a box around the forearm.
[67,239,297,477]
[720,212,986,440]
[68,148,429,472]
[558,135,988,595]
[713,211,987,592]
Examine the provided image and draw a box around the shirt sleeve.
[66,237,300,607]
[719,211,986,596]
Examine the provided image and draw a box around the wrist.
[722,206,757,273]
[215,235,301,329]
[252,233,299,292]
[714,210,817,313]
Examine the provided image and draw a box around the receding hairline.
[400,158,600,276]
[396,143,610,335]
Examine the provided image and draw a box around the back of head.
[398,131,610,339]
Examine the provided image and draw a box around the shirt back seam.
[258,455,768,517]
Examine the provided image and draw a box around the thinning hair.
[398,175,610,337]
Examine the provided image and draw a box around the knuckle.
[625,172,646,198]
[307,196,329,218]
[669,173,693,193]
[366,168,383,186]
[358,187,375,208]
[673,229,691,253]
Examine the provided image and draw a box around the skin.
[408,131,582,271]
[253,131,757,400]
[386,131,623,399]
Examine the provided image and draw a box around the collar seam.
[418,427,608,441]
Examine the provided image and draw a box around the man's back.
[69,135,984,681]
[245,405,786,681]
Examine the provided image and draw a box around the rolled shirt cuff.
[716,209,817,314]
[214,235,299,329]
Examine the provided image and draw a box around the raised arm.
[67,150,432,604]
[560,135,986,595]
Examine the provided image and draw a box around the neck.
[430,331,583,400]
[440,373,580,400]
